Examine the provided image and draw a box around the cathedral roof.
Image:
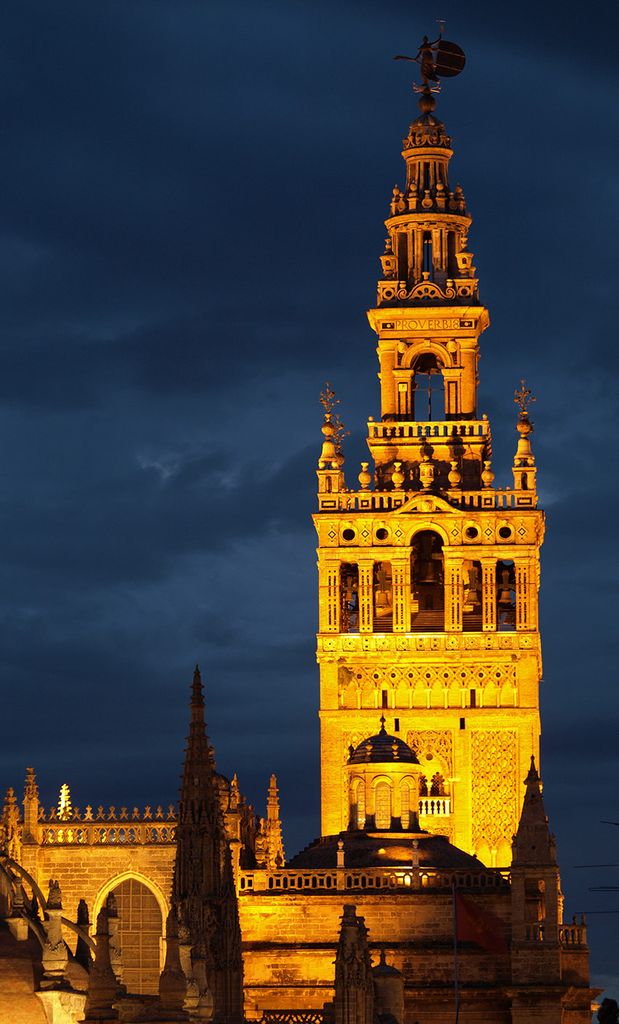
[348,718,419,766]
[287,831,485,871]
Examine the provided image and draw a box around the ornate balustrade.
[239,865,510,894]
[34,805,177,846]
[368,420,490,442]
[419,796,450,816]
[559,919,587,947]
[40,822,176,845]
[318,487,536,513]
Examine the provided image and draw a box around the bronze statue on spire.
[394,26,466,99]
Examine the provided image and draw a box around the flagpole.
[452,882,460,1023]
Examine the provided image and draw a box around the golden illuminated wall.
[314,102,544,866]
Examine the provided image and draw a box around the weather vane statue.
[394,21,466,101]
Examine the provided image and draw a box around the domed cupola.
[346,718,423,832]
[348,717,419,765]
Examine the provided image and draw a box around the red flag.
[454,891,509,954]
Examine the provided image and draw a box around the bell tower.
[314,80,544,866]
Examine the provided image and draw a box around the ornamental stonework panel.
[406,730,453,776]
[471,729,518,851]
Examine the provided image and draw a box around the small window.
[498,526,512,540]
[342,528,356,542]
[459,717,465,730]
[465,526,479,540]
[381,690,388,709]
[376,527,389,541]
[470,689,476,708]
[394,717,400,732]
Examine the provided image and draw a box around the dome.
[348,718,419,766]
[287,831,487,872]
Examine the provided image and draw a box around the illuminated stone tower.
[315,86,543,866]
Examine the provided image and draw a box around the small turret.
[266,774,285,869]
[512,379,537,494]
[317,383,346,501]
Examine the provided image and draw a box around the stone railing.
[40,822,176,845]
[318,487,537,513]
[239,866,510,894]
[368,420,490,442]
[559,918,587,947]
[419,796,451,816]
[34,805,177,846]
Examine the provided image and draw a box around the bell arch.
[401,340,455,371]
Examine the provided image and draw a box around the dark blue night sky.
[1,0,618,999]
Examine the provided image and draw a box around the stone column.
[444,560,462,632]
[358,562,373,633]
[481,560,497,631]
[392,557,407,632]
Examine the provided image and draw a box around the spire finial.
[191,664,205,720]
[379,714,386,733]
[514,378,536,418]
[319,382,338,417]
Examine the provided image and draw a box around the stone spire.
[23,767,39,844]
[265,773,285,870]
[333,905,374,1024]
[1,787,20,859]
[512,756,556,867]
[173,666,244,1024]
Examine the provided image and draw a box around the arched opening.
[374,782,392,830]
[373,561,393,632]
[429,772,445,797]
[496,560,516,631]
[462,559,482,631]
[109,878,163,995]
[524,877,546,931]
[400,782,411,830]
[410,531,444,631]
[340,563,359,633]
[412,353,444,421]
[351,779,366,830]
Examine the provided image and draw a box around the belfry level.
[315,87,542,865]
